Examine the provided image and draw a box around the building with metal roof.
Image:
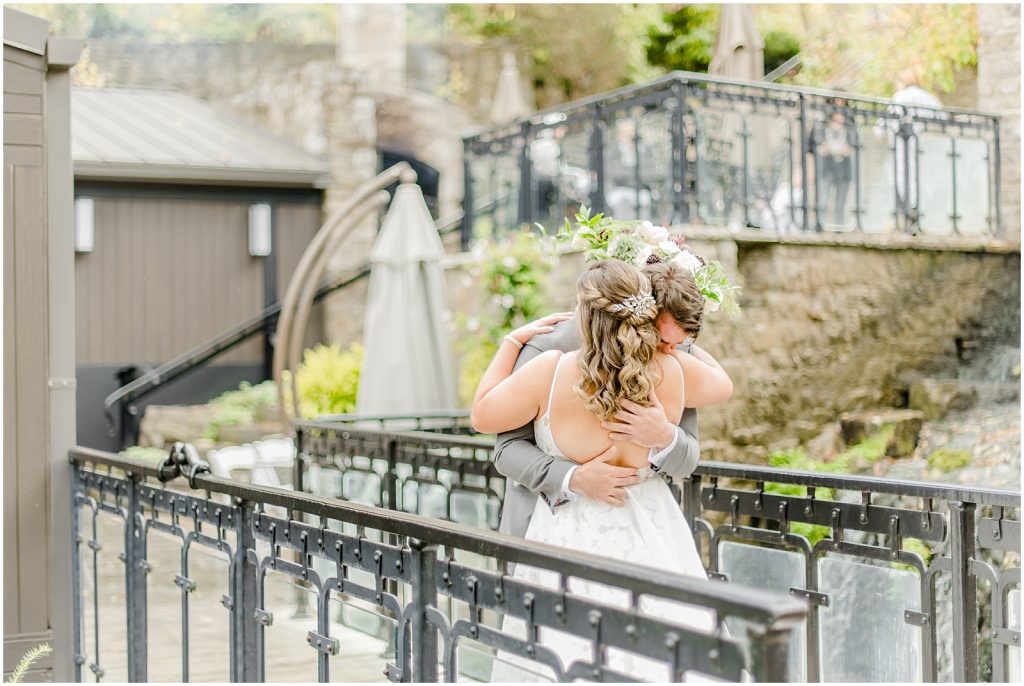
[70,87,330,452]
[72,86,330,187]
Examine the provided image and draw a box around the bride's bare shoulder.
[653,352,685,419]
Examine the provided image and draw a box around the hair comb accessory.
[608,292,656,317]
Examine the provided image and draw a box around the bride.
[471,259,724,681]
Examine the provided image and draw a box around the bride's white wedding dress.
[490,355,717,683]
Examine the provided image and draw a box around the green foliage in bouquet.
[554,206,741,315]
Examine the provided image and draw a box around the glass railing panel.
[818,554,922,682]
[856,121,899,233]
[144,528,185,682]
[184,544,232,682]
[327,595,396,682]
[342,470,382,507]
[745,110,795,231]
[261,570,320,683]
[691,105,745,228]
[917,132,956,236]
[1008,588,1021,684]
[77,504,125,683]
[719,541,808,681]
[953,136,992,236]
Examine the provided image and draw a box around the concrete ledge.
[674,225,1021,255]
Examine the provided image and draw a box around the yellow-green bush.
[293,342,363,418]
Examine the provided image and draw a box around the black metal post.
[462,145,474,250]
[853,123,864,231]
[992,117,1002,238]
[671,81,689,224]
[748,622,798,683]
[949,500,979,682]
[741,114,751,227]
[589,106,606,216]
[798,94,809,232]
[518,125,533,229]
[262,204,278,380]
[70,467,84,682]
[633,114,643,218]
[125,474,148,682]
[409,539,439,682]
[950,137,961,235]
[234,500,260,682]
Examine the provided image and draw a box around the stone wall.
[977,4,1022,243]
[445,232,1021,463]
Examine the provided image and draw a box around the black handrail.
[104,213,466,449]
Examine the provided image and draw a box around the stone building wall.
[977,3,1021,243]
[445,233,1020,463]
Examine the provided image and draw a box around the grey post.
[748,621,799,683]
[233,500,260,682]
[409,539,439,682]
[125,475,148,681]
[949,500,979,682]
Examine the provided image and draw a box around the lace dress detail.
[491,354,716,683]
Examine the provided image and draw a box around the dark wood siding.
[276,202,326,351]
[75,194,325,367]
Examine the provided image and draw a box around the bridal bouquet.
[553,207,741,314]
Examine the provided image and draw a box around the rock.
[806,424,842,461]
[217,421,288,445]
[788,419,823,442]
[908,379,979,420]
[139,404,217,448]
[731,423,775,447]
[839,409,924,447]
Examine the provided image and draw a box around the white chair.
[251,437,296,489]
[207,444,258,480]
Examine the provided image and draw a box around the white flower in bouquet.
[658,240,681,258]
[639,221,668,245]
[670,249,704,274]
[635,245,654,267]
[502,255,519,270]
[571,230,588,250]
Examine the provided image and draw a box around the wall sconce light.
[74,197,94,253]
[248,203,272,257]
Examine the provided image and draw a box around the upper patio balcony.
[461,71,1005,248]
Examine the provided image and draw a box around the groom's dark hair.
[643,262,703,339]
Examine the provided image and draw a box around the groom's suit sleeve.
[650,422,700,479]
[492,340,576,511]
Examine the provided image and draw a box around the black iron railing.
[70,443,805,683]
[295,419,1022,683]
[462,71,1003,248]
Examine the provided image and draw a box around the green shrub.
[121,446,167,463]
[294,342,363,418]
[837,425,894,466]
[927,448,972,473]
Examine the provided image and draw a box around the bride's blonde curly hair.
[574,260,661,419]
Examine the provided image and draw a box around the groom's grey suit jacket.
[493,319,700,538]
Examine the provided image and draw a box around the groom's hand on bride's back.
[568,446,639,506]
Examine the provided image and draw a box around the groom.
[493,261,732,537]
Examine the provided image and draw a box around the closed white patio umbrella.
[709,3,764,80]
[489,52,532,125]
[355,182,456,416]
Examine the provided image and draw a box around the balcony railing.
[461,71,1003,248]
[294,417,1021,683]
[69,442,804,683]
